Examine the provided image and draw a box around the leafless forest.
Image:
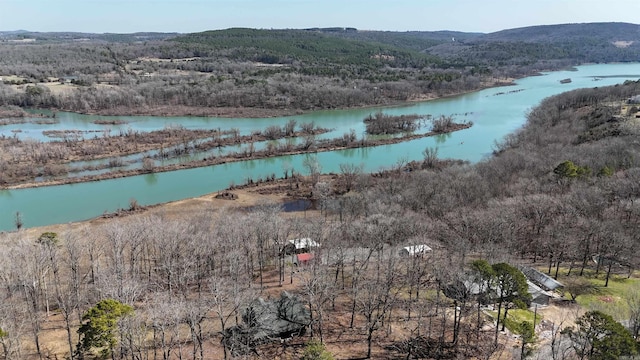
[1,79,640,359]
[0,40,499,114]
[2,25,640,359]
[2,24,638,116]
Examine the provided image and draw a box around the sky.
[1,0,638,34]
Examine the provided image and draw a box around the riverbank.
[0,105,50,119]
[12,184,293,238]
[5,122,471,189]
[6,63,637,231]
[10,161,405,237]
[33,77,516,119]
[85,104,303,118]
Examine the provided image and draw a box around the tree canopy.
[492,262,531,341]
[77,299,134,358]
[563,310,637,360]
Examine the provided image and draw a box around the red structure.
[295,253,314,266]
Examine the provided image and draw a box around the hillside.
[304,28,482,52]
[428,22,640,65]
[170,23,640,68]
[1,22,639,116]
[170,28,440,66]
[478,22,640,43]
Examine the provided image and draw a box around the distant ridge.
[2,22,639,66]
[3,22,638,45]
[0,31,178,42]
[478,22,640,43]
[426,22,640,65]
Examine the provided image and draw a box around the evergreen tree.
[563,310,637,360]
[77,299,133,359]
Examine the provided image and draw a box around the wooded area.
[1,79,640,359]
[1,23,640,359]
[1,23,637,116]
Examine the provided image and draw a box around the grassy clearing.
[574,276,639,322]
[0,75,27,82]
[488,309,542,335]
[554,268,640,322]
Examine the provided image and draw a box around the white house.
[289,238,320,249]
[398,244,432,257]
[627,95,640,104]
[284,238,320,255]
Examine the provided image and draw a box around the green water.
[2,63,640,231]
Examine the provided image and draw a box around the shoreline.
[0,76,515,191]
[9,184,297,237]
[35,78,516,119]
[4,122,471,190]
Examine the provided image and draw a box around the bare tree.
[339,162,363,193]
[357,253,401,358]
[11,238,47,359]
[422,146,439,169]
[302,154,322,187]
[209,273,256,359]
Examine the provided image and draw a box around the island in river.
[0,111,471,189]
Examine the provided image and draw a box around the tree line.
[0,31,536,115]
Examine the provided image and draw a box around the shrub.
[302,340,334,360]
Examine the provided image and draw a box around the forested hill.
[302,28,483,52]
[3,22,639,66]
[171,22,640,67]
[1,23,639,114]
[170,28,442,67]
[478,22,640,43]
[428,22,640,65]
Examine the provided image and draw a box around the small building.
[398,244,432,257]
[627,95,640,104]
[294,253,314,266]
[284,238,320,254]
[519,266,564,291]
[528,280,553,307]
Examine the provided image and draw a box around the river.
[2,63,640,231]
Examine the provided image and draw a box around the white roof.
[401,245,432,255]
[527,280,553,299]
[288,238,320,249]
[520,266,564,291]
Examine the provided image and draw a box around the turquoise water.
[2,63,640,231]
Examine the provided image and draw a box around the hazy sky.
[1,0,638,34]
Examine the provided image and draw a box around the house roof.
[400,244,432,255]
[519,266,564,291]
[288,238,320,249]
[462,280,483,295]
[628,95,640,104]
[527,280,553,299]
